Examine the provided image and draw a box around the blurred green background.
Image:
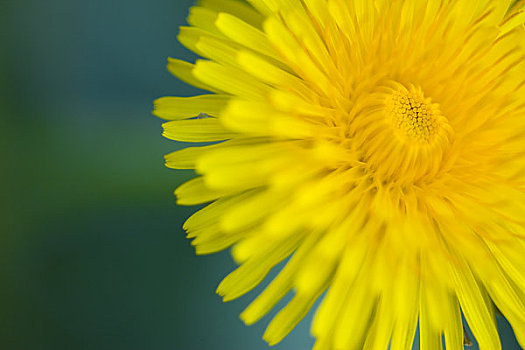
[0,0,521,349]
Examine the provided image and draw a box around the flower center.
[385,84,442,143]
[348,82,454,185]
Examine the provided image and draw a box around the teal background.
[0,0,521,349]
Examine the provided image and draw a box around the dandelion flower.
[155,0,525,348]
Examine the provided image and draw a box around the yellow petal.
[215,12,279,59]
[220,189,284,232]
[419,281,444,350]
[166,58,219,93]
[311,237,368,338]
[175,177,238,205]
[198,0,264,28]
[452,262,501,350]
[390,256,419,350]
[216,231,303,301]
[193,59,270,100]
[333,270,377,350]
[362,289,394,350]
[183,190,257,233]
[162,118,236,142]
[240,231,321,325]
[442,294,464,350]
[154,94,229,120]
[263,290,324,345]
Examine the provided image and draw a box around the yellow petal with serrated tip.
[166,58,219,93]
[162,118,236,142]
[154,94,229,120]
[175,177,238,206]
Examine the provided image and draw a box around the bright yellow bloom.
[155,0,525,348]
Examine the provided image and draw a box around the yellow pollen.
[385,84,440,142]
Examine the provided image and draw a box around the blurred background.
[0,0,521,349]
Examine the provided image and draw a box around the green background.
[1,0,521,349]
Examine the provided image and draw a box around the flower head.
[155,0,525,348]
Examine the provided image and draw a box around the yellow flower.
[155,0,525,348]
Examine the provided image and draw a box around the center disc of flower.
[350,82,453,184]
[385,84,442,143]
